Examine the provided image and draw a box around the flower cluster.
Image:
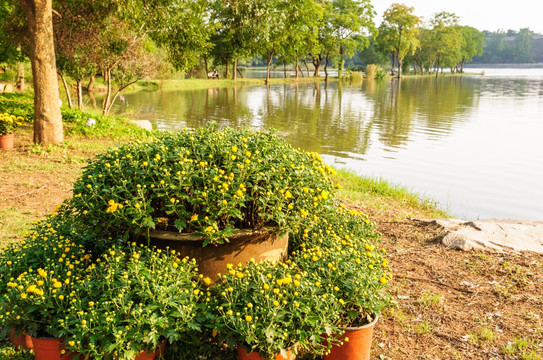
[0,218,93,337]
[64,125,337,247]
[58,243,204,359]
[291,205,393,327]
[0,112,23,136]
[211,259,343,359]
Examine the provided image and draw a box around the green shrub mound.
[63,125,336,247]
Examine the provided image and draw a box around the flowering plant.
[211,259,343,359]
[291,206,393,327]
[0,112,23,135]
[62,125,336,248]
[58,243,205,359]
[0,218,93,337]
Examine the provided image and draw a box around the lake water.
[105,70,543,221]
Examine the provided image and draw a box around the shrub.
[290,206,392,327]
[59,244,204,359]
[0,217,93,337]
[62,125,337,248]
[211,259,342,359]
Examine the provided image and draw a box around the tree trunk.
[204,55,210,78]
[324,52,329,82]
[16,62,25,91]
[59,73,73,109]
[102,67,112,115]
[232,58,237,80]
[19,0,63,145]
[338,46,344,79]
[225,59,230,79]
[76,79,83,109]
[312,55,322,77]
[236,67,244,78]
[87,74,95,92]
[283,62,286,78]
[303,59,310,77]
[397,58,402,78]
[460,58,465,73]
[295,51,299,80]
[265,50,273,85]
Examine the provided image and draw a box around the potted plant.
[290,206,393,360]
[0,217,93,360]
[62,125,337,280]
[59,243,205,360]
[211,258,343,360]
[0,112,23,150]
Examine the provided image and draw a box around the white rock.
[128,120,153,131]
[86,117,96,127]
[421,218,543,254]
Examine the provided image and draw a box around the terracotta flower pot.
[324,316,379,360]
[134,341,166,360]
[0,133,14,150]
[145,227,289,283]
[237,346,294,360]
[10,328,34,350]
[31,337,74,360]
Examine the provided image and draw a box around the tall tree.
[19,0,63,145]
[330,0,375,79]
[378,3,420,78]
[457,25,484,72]
[513,28,535,63]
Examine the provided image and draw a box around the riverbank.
[2,121,542,359]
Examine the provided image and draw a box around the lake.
[103,69,543,221]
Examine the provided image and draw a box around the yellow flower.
[20,293,27,299]
[205,226,213,232]
[227,310,233,316]
[231,145,238,153]
[203,277,211,286]
[273,288,280,294]
[190,214,198,222]
[284,190,293,199]
[59,295,64,300]
[245,315,252,322]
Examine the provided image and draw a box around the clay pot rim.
[141,226,280,242]
[340,314,379,331]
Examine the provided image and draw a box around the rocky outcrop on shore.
[420,218,543,254]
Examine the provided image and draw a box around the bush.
[62,125,337,248]
[59,244,204,359]
[211,259,342,358]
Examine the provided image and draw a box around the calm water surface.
[106,70,543,220]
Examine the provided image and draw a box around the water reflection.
[84,75,543,220]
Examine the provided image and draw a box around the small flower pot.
[10,328,33,350]
[31,337,74,360]
[237,346,294,360]
[145,227,289,283]
[0,133,14,150]
[134,340,166,360]
[324,316,378,360]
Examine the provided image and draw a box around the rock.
[128,120,153,131]
[422,218,543,254]
[86,117,96,127]
[0,83,13,93]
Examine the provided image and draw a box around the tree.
[378,3,420,78]
[513,28,535,63]
[19,0,63,145]
[329,0,375,79]
[457,26,484,72]
[427,12,462,76]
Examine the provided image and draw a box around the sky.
[372,0,543,34]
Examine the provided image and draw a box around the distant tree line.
[471,28,543,64]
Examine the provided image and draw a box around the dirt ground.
[1,133,542,360]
